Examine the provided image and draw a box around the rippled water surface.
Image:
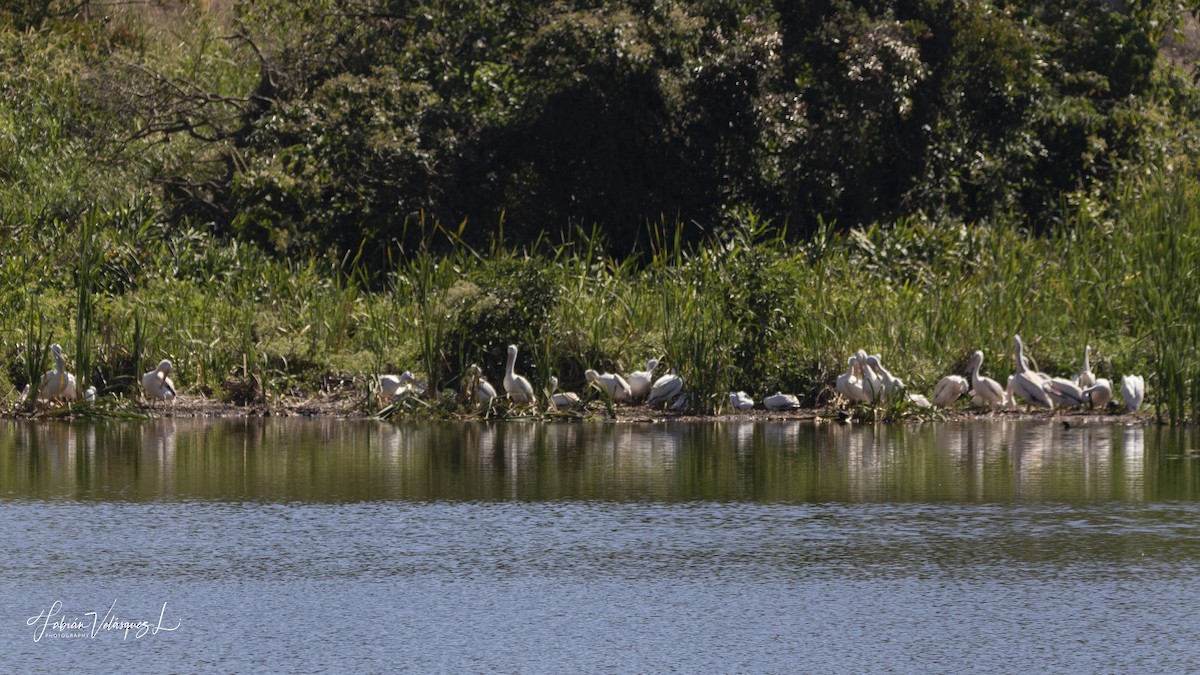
[3,419,1200,672]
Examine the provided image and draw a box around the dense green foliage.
[4,2,1200,421]
[5,1,1200,259]
[3,175,1200,422]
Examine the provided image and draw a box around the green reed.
[7,169,1200,423]
[18,309,51,413]
[73,208,98,395]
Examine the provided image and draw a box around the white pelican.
[466,364,496,406]
[628,358,658,401]
[646,370,683,407]
[142,359,177,405]
[83,386,96,403]
[585,369,633,402]
[1121,375,1145,413]
[1043,377,1088,408]
[548,376,580,409]
[764,392,800,411]
[907,393,933,408]
[670,392,693,410]
[39,343,78,402]
[967,351,1005,411]
[729,391,754,411]
[836,356,869,404]
[379,371,419,401]
[864,355,909,402]
[1074,345,1096,389]
[1083,378,1113,409]
[858,350,884,403]
[1010,335,1053,409]
[932,375,969,408]
[503,344,535,405]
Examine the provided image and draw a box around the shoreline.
[8,392,1158,425]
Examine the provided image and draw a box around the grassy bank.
[2,174,1197,422]
[3,4,1200,422]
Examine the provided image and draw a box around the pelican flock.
[238,335,1152,418]
[16,332,1149,417]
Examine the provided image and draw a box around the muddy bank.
[9,390,1158,425]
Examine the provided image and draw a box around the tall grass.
[5,169,1200,423]
[74,208,98,395]
[1119,177,1200,424]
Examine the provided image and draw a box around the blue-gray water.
[3,419,1199,672]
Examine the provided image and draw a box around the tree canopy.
[4,0,1200,262]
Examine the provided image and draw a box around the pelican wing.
[1043,378,1086,407]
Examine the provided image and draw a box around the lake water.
[3,418,1200,672]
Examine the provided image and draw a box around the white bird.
[932,375,969,408]
[142,359,177,405]
[836,356,869,404]
[628,358,658,401]
[646,370,684,408]
[1010,335,1054,409]
[548,376,580,409]
[39,343,78,402]
[503,344,535,405]
[1083,378,1113,409]
[585,369,633,402]
[864,355,907,402]
[1043,377,1088,408]
[465,364,497,406]
[670,392,693,410]
[379,371,419,401]
[858,350,884,403]
[1121,375,1145,413]
[729,391,754,411]
[968,351,1006,411]
[763,392,800,411]
[83,386,96,403]
[1074,344,1096,389]
[906,392,933,408]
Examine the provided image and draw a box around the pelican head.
[549,375,560,391]
[584,369,598,382]
[158,359,173,374]
[49,343,66,370]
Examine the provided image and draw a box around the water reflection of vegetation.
[1,420,1198,504]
